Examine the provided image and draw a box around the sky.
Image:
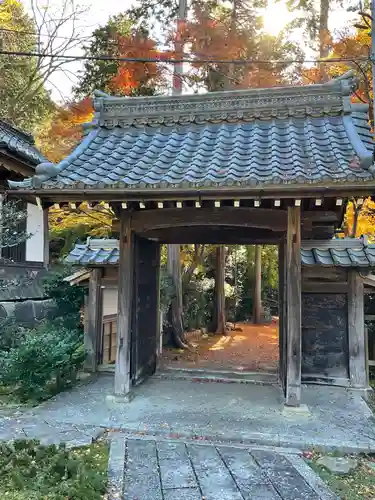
[21,0,357,103]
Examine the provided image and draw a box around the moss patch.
[307,452,375,500]
[0,439,109,499]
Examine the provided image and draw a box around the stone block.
[317,456,358,475]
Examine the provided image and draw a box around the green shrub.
[0,322,84,402]
[0,316,28,352]
[0,440,108,500]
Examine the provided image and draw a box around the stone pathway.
[108,436,339,500]
[0,414,104,448]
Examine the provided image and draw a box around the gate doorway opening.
[160,244,280,378]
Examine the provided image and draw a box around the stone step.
[155,367,279,385]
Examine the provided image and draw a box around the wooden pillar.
[278,240,287,388]
[253,244,262,324]
[348,270,367,388]
[115,211,133,397]
[43,207,49,268]
[215,246,226,334]
[85,267,103,372]
[285,206,302,406]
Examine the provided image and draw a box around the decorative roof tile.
[66,237,375,268]
[9,72,375,191]
[0,121,46,166]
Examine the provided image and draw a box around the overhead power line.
[0,27,90,42]
[0,49,369,65]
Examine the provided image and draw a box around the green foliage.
[43,269,86,330]
[160,269,175,314]
[0,0,54,131]
[0,316,27,352]
[0,440,108,500]
[183,274,213,330]
[74,13,134,98]
[0,323,85,402]
[0,268,86,403]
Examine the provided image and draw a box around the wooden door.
[131,235,161,385]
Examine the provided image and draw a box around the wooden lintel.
[285,206,302,407]
[130,207,288,233]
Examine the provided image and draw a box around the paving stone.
[157,440,188,460]
[251,450,294,470]
[187,443,226,470]
[163,488,202,500]
[127,438,157,462]
[188,445,241,497]
[218,446,265,482]
[264,467,321,500]
[238,482,282,500]
[124,473,163,500]
[160,460,197,489]
[108,436,126,500]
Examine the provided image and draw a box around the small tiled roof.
[301,238,375,266]
[65,239,120,266]
[0,120,46,166]
[9,71,375,193]
[66,237,375,268]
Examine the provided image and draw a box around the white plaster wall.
[102,287,118,316]
[26,203,44,262]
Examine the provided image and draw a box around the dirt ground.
[161,319,279,373]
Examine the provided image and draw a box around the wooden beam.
[131,207,288,233]
[285,206,302,406]
[85,268,103,372]
[137,226,283,245]
[348,269,367,388]
[115,211,133,397]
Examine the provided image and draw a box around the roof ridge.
[92,72,358,129]
[0,120,35,145]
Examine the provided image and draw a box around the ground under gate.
[161,320,279,374]
[18,374,375,454]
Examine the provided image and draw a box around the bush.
[0,322,84,402]
[0,440,108,500]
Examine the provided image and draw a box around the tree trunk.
[214,246,226,334]
[253,244,262,324]
[167,244,187,348]
[319,0,330,82]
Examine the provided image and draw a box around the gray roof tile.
[66,238,375,268]
[0,121,46,166]
[9,72,375,191]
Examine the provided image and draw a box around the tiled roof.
[9,72,375,192]
[65,239,120,266]
[0,121,46,166]
[66,238,375,268]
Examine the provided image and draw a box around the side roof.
[0,120,46,167]
[8,71,375,195]
[65,237,375,268]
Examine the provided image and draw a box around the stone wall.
[0,299,56,328]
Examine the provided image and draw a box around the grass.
[0,439,109,500]
[307,452,375,500]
